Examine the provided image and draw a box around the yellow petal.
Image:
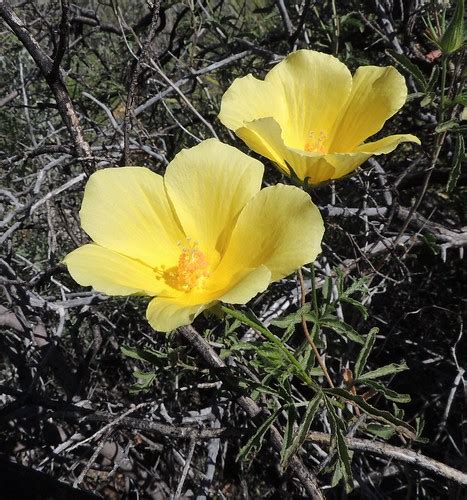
[146,265,274,331]
[218,265,271,304]
[64,244,166,296]
[331,66,408,152]
[265,50,352,149]
[288,132,420,182]
[216,185,324,282]
[218,74,287,131]
[355,133,421,154]
[237,118,336,185]
[323,151,371,180]
[164,139,264,259]
[236,118,290,173]
[146,296,211,332]
[80,167,184,269]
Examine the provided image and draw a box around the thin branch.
[51,0,70,75]
[134,50,251,116]
[307,432,467,485]
[122,0,160,165]
[297,268,334,388]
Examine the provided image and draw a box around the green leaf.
[439,0,465,54]
[271,304,311,328]
[237,407,281,462]
[340,296,369,320]
[446,134,465,193]
[321,275,333,305]
[365,422,396,439]
[340,274,369,299]
[435,119,459,133]
[421,233,441,255]
[451,93,467,106]
[358,362,409,381]
[129,370,156,394]
[321,318,365,344]
[221,306,319,389]
[325,398,353,490]
[280,403,297,465]
[421,94,434,107]
[362,379,411,403]
[121,345,166,364]
[386,50,428,91]
[354,327,378,379]
[281,393,322,470]
[324,388,416,439]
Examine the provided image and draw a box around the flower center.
[157,240,210,292]
[304,131,327,154]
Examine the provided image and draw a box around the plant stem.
[298,269,335,388]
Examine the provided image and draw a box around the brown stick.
[178,325,324,499]
[0,0,93,169]
[307,432,467,485]
[121,0,160,165]
[297,268,334,388]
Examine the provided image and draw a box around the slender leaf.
[446,134,465,193]
[281,393,322,470]
[435,119,459,133]
[354,327,378,379]
[325,398,353,490]
[281,402,297,463]
[271,304,311,328]
[440,0,465,54]
[358,362,408,381]
[340,296,369,319]
[341,275,369,299]
[121,345,166,364]
[365,423,396,439]
[324,388,416,438]
[321,318,365,344]
[238,407,281,461]
[362,379,411,403]
[386,50,428,91]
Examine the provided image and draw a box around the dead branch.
[307,432,467,485]
[0,0,93,168]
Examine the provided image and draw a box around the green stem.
[220,305,320,391]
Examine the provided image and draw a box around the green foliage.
[439,0,465,54]
[357,362,409,381]
[237,407,281,462]
[280,393,322,470]
[386,50,428,92]
[446,134,465,193]
[130,370,157,394]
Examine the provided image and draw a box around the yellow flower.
[218,50,420,185]
[64,139,324,332]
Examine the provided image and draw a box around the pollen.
[304,131,328,154]
[159,240,210,292]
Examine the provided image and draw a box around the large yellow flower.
[64,139,324,332]
[219,50,420,185]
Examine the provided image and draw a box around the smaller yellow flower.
[219,50,421,185]
[64,139,324,332]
